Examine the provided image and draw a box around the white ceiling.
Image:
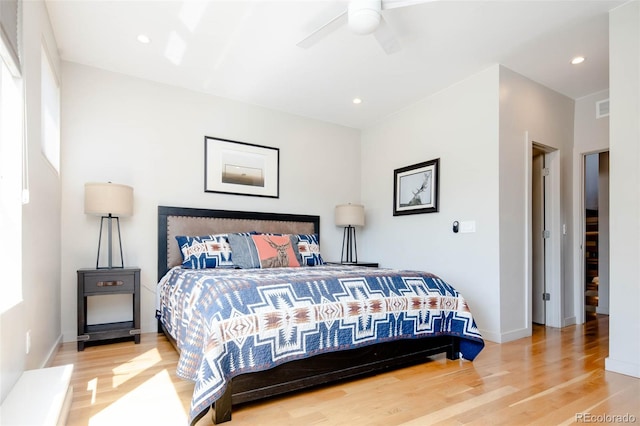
[44,0,622,129]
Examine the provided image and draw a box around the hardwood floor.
[51,315,639,425]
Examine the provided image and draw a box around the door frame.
[531,147,546,324]
[575,149,610,324]
[526,136,562,328]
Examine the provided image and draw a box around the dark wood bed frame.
[157,206,461,425]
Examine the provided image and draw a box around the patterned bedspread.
[156,265,484,424]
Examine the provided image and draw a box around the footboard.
[201,336,459,425]
[160,323,459,425]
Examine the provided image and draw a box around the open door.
[530,141,561,327]
[532,147,546,324]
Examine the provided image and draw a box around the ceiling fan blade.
[374,16,402,54]
[381,0,437,11]
[297,11,347,49]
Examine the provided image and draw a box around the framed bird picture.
[393,158,440,216]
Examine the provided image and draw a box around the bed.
[156,206,484,425]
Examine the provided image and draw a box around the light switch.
[459,220,476,233]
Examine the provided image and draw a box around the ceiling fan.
[296,0,434,55]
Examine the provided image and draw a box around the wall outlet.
[26,330,31,354]
[459,220,476,233]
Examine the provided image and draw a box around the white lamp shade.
[335,204,365,227]
[84,182,133,216]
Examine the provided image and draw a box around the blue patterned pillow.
[296,234,325,266]
[227,233,261,269]
[176,234,233,269]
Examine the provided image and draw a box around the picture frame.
[205,136,279,198]
[393,158,440,216]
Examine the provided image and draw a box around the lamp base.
[340,225,358,264]
[96,215,125,269]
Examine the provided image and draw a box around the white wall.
[360,66,502,341]
[0,0,62,402]
[360,64,577,343]
[574,90,610,154]
[59,62,361,340]
[606,0,640,378]
[498,67,575,334]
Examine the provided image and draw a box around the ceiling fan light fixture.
[348,0,382,35]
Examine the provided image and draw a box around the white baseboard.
[43,334,63,368]
[499,327,531,343]
[478,327,531,343]
[477,328,501,343]
[605,357,640,378]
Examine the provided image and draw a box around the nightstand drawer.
[82,273,135,294]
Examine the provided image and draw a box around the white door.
[532,148,546,324]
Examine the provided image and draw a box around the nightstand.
[77,267,141,351]
[327,262,379,268]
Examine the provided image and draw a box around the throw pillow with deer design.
[251,234,301,268]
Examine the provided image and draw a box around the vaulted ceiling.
[44,0,622,129]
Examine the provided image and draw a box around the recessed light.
[137,34,151,44]
[352,98,362,104]
[571,56,585,65]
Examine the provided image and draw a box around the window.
[41,44,60,173]
[0,54,24,313]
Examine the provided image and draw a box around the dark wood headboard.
[157,206,320,280]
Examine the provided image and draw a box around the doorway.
[529,141,561,328]
[532,147,546,324]
[583,151,610,321]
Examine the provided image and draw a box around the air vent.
[596,99,610,118]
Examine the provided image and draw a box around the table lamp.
[335,203,365,264]
[84,182,133,269]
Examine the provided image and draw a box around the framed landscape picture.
[204,136,279,198]
[393,158,440,216]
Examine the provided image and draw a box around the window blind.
[0,0,20,76]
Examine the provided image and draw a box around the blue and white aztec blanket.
[156,265,484,424]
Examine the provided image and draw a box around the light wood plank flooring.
[51,315,639,425]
